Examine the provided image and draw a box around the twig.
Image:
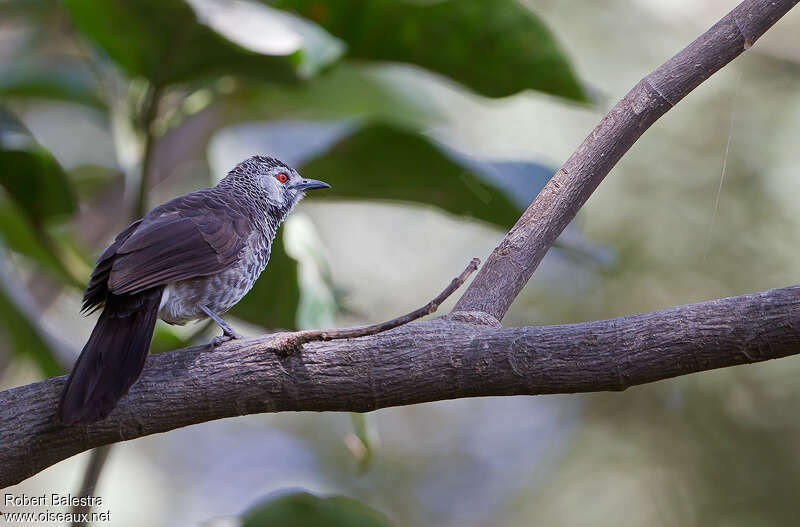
[271,258,480,352]
[134,83,163,220]
[70,446,112,527]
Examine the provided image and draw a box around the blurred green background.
[1,0,799,525]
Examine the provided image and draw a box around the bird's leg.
[199,305,242,348]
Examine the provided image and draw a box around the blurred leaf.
[0,0,50,16]
[0,200,64,276]
[68,164,124,201]
[212,121,547,228]
[0,61,105,109]
[229,230,300,330]
[229,62,438,129]
[151,323,194,354]
[211,120,617,270]
[243,492,394,527]
[0,108,76,223]
[300,124,523,228]
[211,119,357,172]
[283,214,338,329]
[0,108,83,286]
[273,0,587,100]
[347,412,374,472]
[0,246,64,377]
[64,0,342,86]
[434,151,555,210]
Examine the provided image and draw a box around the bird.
[58,155,330,425]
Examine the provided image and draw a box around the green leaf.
[0,108,77,223]
[229,230,301,330]
[229,62,438,128]
[0,61,106,109]
[0,200,72,281]
[68,164,125,202]
[0,108,83,286]
[242,492,394,527]
[213,120,616,268]
[64,0,343,86]
[272,0,587,100]
[0,247,63,377]
[150,323,195,354]
[283,214,338,330]
[300,124,523,228]
[211,120,542,228]
[348,412,375,472]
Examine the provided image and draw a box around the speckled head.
[221,155,331,215]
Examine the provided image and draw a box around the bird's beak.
[290,178,331,191]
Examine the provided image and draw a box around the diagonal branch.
[453,0,800,321]
[2,285,799,487]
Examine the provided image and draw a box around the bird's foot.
[206,329,243,350]
[223,327,243,340]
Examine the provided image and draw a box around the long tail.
[58,288,163,425]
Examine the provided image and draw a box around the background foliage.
[1,0,799,525]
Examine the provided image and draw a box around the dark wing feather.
[81,190,252,306]
[82,220,142,313]
[107,195,250,295]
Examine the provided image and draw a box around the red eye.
[277,173,288,183]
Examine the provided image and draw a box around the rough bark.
[453,0,800,321]
[1,0,799,488]
[2,286,799,487]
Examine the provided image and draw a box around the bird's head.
[223,155,331,215]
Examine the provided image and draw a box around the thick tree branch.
[2,286,799,487]
[454,0,800,321]
[3,0,798,490]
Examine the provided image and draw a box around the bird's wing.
[101,191,252,297]
[82,219,142,313]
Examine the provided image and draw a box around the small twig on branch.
[272,258,481,352]
[134,83,163,220]
[70,445,112,527]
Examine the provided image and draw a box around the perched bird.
[58,156,330,425]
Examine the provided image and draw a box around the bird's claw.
[206,331,241,350]
[224,328,243,340]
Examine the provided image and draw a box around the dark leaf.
[299,124,524,228]
[68,164,125,202]
[0,247,64,377]
[228,62,438,129]
[0,61,106,109]
[0,108,76,223]
[64,0,342,86]
[242,491,394,527]
[212,121,554,229]
[0,109,83,285]
[0,200,73,281]
[273,0,587,100]
[150,323,194,354]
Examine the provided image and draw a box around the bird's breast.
[158,233,272,325]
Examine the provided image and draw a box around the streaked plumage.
[58,156,330,424]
